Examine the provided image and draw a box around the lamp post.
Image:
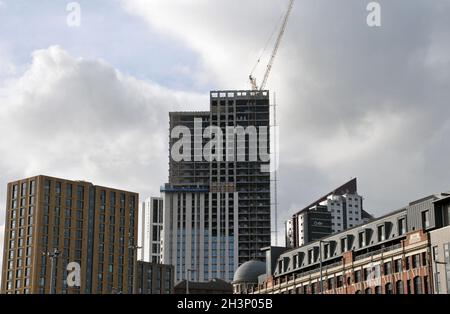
[434,260,447,294]
[186,268,195,295]
[44,248,61,294]
[319,240,330,294]
[129,245,142,294]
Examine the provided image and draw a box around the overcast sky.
[1,0,450,272]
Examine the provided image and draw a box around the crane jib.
[249,0,296,91]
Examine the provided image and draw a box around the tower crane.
[249,0,295,91]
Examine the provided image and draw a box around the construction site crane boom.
[250,0,295,91]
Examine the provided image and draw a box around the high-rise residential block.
[1,175,138,294]
[161,90,271,283]
[285,178,373,247]
[139,197,163,263]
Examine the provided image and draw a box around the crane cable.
[249,10,286,79]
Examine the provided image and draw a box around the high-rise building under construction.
[161,90,271,282]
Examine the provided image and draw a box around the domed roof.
[232,260,266,284]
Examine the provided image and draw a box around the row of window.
[282,276,428,294]
[11,181,36,200]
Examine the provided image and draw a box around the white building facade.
[296,193,364,246]
[139,197,164,263]
[161,190,239,283]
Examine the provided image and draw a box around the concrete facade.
[162,90,271,283]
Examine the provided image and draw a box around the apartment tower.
[139,197,163,263]
[1,175,138,294]
[161,90,271,282]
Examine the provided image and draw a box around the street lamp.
[129,245,142,294]
[434,260,447,294]
[186,268,195,295]
[319,240,330,294]
[44,248,61,294]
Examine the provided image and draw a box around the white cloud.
[0,46,16,79]
[0,45,207,225]
[121,0,450,235]
[1,0,450,262]
[120,0,286,89]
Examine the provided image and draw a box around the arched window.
[385,282,393,294]
[355,290,361,294]
[365,287,372,294]
[413,276,422,294]
[374,286,382,294]
[396,280,403,294]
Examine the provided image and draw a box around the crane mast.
[250,0,295,91]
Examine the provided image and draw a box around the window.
[444,243,450,293]
[398,218,406,235]
[385,283,393,294]
[394,259,402,273]
[413,276,422,294]
[407,279,412,294]
[363,268,370,281]
[383,261,392,275]
[311,282,317,294]
[364,287,371,294]
[421,252,427,266]
[354,270,361,283]
[412,254,420,269]
[405,257,411,270]
[421,210,431,230]
[293,254,298,269]
[327,278,334,290]
[377,225,385,241]
[341,238,348,253]
[308,249,314,264]
[323,243,330,259]
[67,184,73,198]
[22,182,27,196]
[374,286,382,294]
[336,275,343,288]
[396,280,404,294]
[12,184,18,199]
[424,275,429,294]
